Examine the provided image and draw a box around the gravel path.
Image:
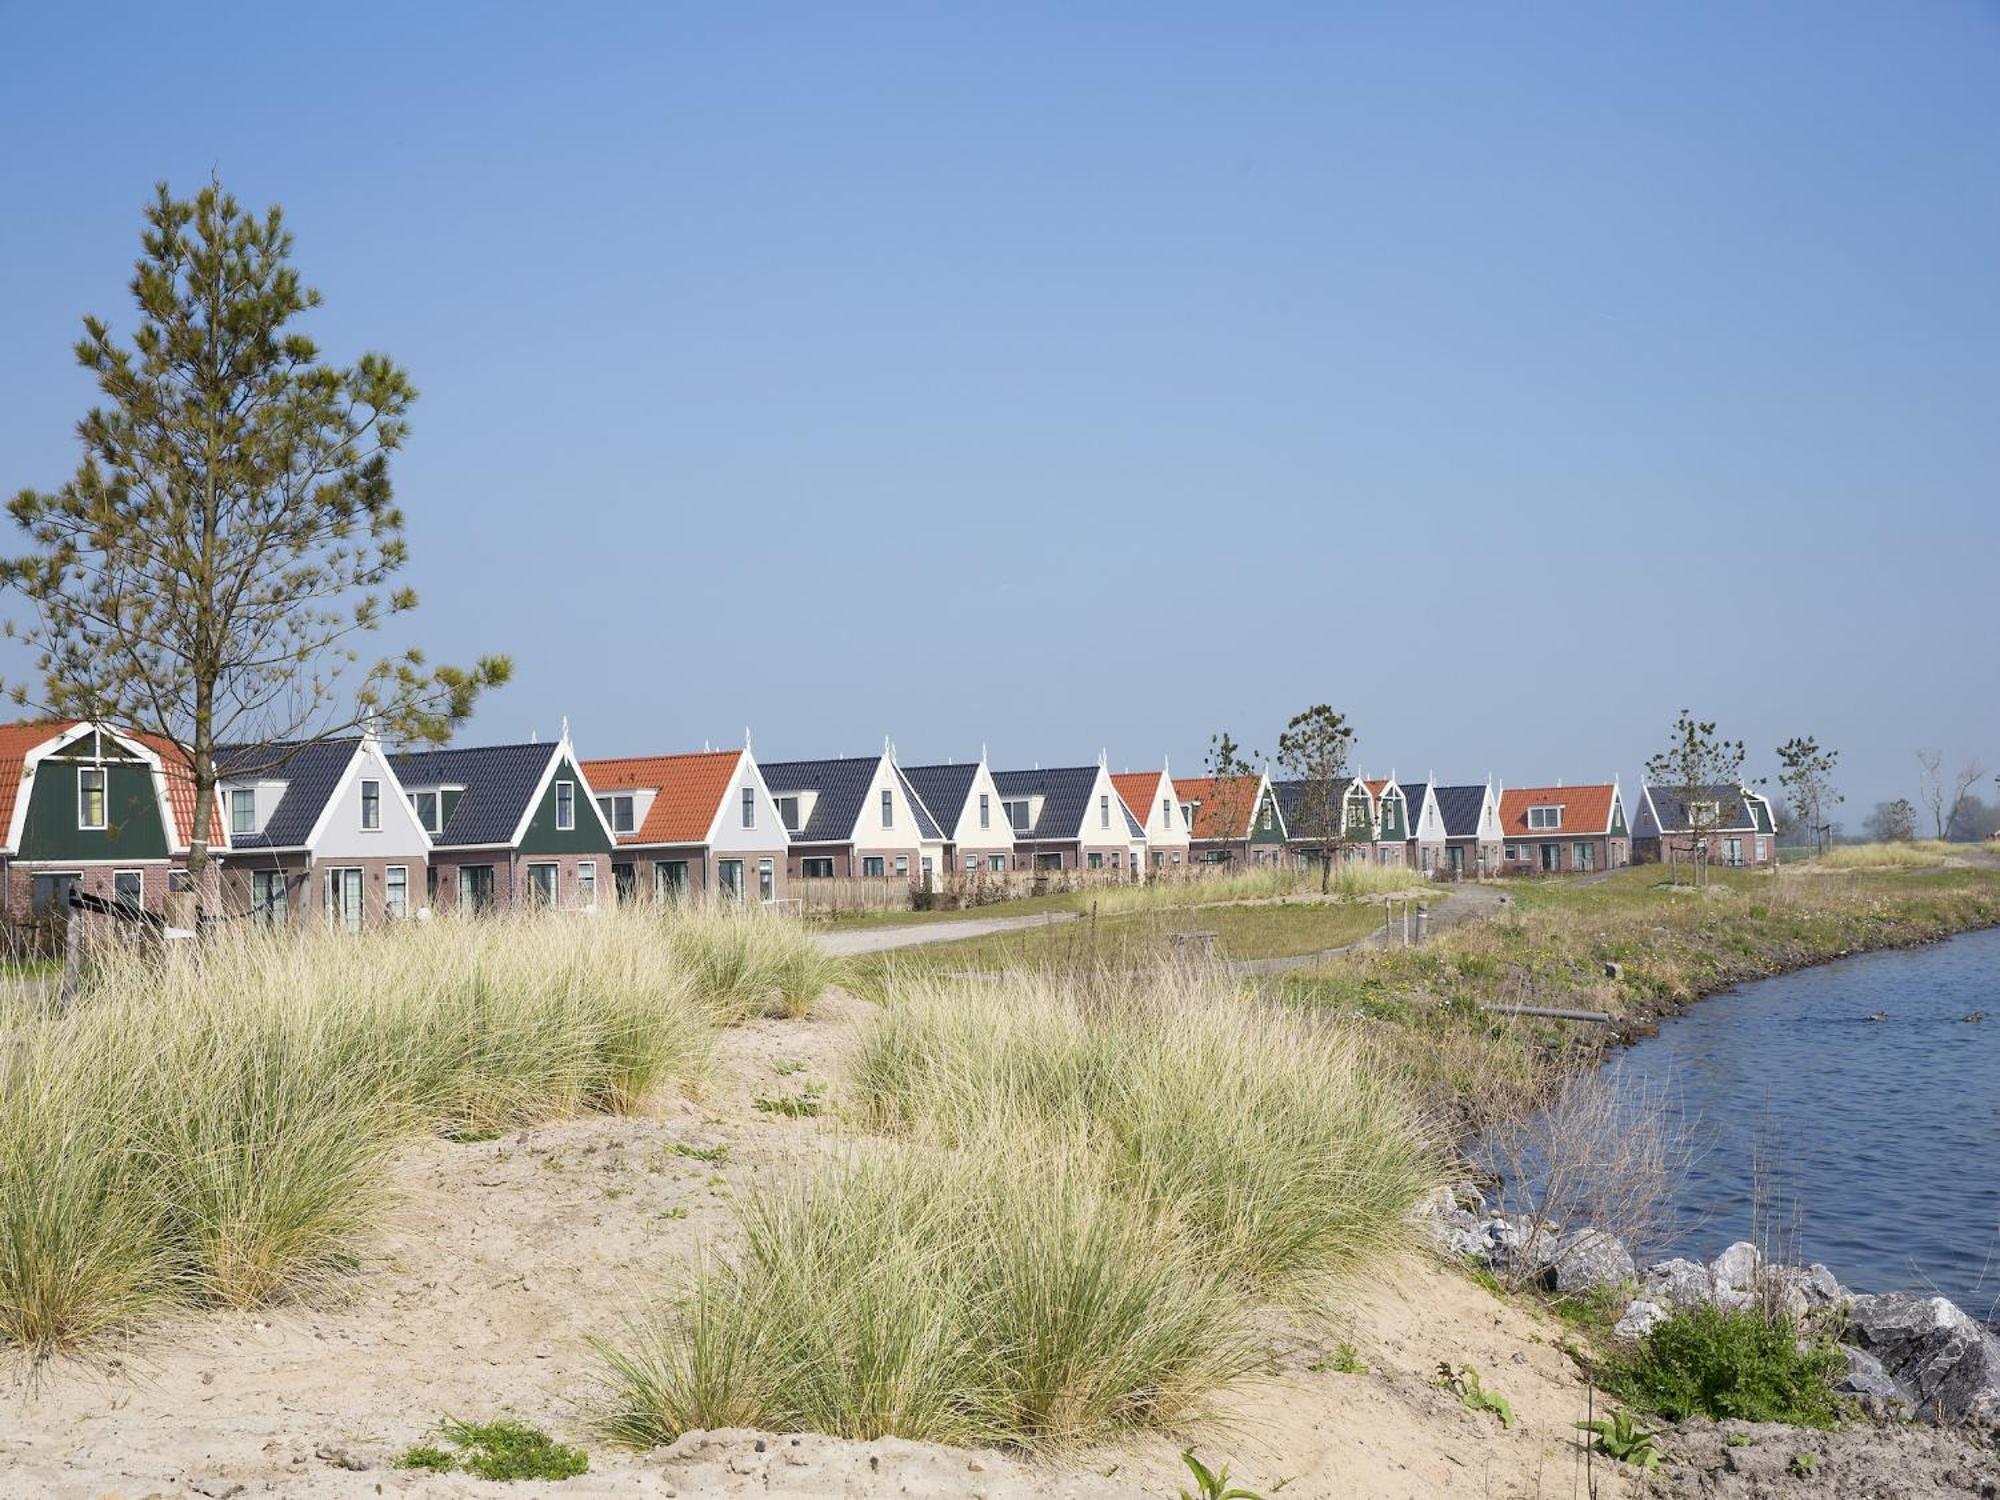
[816,911,1078,956]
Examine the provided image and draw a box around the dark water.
[1616,925,2000,1322]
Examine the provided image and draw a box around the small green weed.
[1436,1363,1514,1428]
[772,1059,807,1076]
[1790,1453,1818,1477]
[659,1205,688,1221]
[669,1141,728,1163]
[1724,1432,1753,1448]
[445,1126,503,1144]
[1598,1305,1847,1428]
[433,1418,589,1481]
[1179,1449,1264,1500]
[1575,1409,1662,1471]
[1310,1341,1366,1374]
[393,1443,455,1472]
[753,1091,823,1118]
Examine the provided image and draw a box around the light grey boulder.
[1835,1343,1916,1421]
[1614,1299,1667,1339]
[1710,1240,1761,1292]
[1548,1229,1635,1294]
[1845,1292,2000,1428]
[1642,1257,1715,1310]
[1800,1263,1851,1307]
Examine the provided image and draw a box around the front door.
[718,859,744,899]
[1540,843,1561,873]
[326,867,364,931]
[1447,845,1465,876]
[30,872,80,919]
[1573,842,1594,873]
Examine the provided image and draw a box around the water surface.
[1614,925,2000,1322]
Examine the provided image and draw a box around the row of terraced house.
[0,717,1779,927]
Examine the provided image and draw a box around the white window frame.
[776,796,801,833]
[578,859,597,908]
[1005,800,1031,833]
[894,854,909,877]
[718,858,745,899]
[862,855,886,877]
[800,856,835,879]
[757,858,774,902]
[1100,794,1110,830]
[385,864,409,919]
[412,789,441,833]
[555,780,575,832]
[880,787,893,829]
[360,778,382,831]
[77,766,107,830]
[1527,805,1563,831]
[597,792,635,836]
[979,793,990,830]
[230,788,256,836]
[988,854,1007,873]
[741,786,756,829]
[527,861,558,905]
[113,868,144,907]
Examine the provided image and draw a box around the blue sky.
[2,3,1995,814]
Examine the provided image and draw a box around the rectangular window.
[656,860,689,897]
[894,855,909,877]
[1100,794,1110,830]
[1260,801,1273,831]
[718,858,744,898]
[77,767,106,830]
[612,862,636,901]
[326,867,364,932]
[527,862,558,905]
[231,788,256,835]
[30,872,80,915]
[1528,805,1562,831]
[413,789,440,833]
[964,854,977,872]
[578,860,597,908]
[385,865,409,919]
[360,779,381,830]
[880,787,893,829]
[458,864,496,912]
[251,869,287,926]
[1034,851,1063,871]
[1005,800,1031,832]
[1162,796,1172,827]
[113,869,143,908]
[775,796,800,832]
[800,856,835,879]
[1087,852,1104,870]
[742,786,756,829]
[1505,844,1519,861]
[862,856,886,877]
[758,858,774,902]
[1573,842,1594,872]
[989,854,1006,873]
[555,780,575,831]
[1171,851,1181,864]
[168,868,194,894]
[596,793,634,835]
[977,793,990,830]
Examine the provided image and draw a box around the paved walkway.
[816,910,1078,957]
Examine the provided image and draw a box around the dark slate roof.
[902,763,978,832]
[1274,777,1362,829]
[894,765,946,841]
[215,738,361,850]
[1433,784,1490,839]
[1397,782,1428,831]
[1121,799,1144,839]
[991,766,1104,841]
[1646,783,1759,833]
[389,742,557,847]
[759,756,882,843]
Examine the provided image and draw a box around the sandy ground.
[0,990,1628,1500]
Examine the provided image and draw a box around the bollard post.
[1414,904,1429,944]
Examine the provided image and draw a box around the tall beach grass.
[1812,839,1962,870]
[0,903,836,1355]
[597,965,1437,1450]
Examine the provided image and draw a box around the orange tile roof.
[583,750,742,846]
[1499,784,1618,838]
[0,720,77,846]
[1110,771,1162,826]
[1363,778,1391,798]
[125,729,226,849]
[1174,774,1264,841]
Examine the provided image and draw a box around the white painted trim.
[300,737,436,856]
[6,722,183,854]
[506,738,620,850]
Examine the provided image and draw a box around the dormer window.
[1005,799,1032,833]
[775,795,802,833]
[596,793,635,835]
[231,788,256,836]
[1527,805,1563,830]
[1689,800,1720,824]
[555,780,575,831]
[78,767,106,830]
[412,789,442,834]
[361,779,381,831]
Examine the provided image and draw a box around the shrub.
[1599,1304,1848,1428]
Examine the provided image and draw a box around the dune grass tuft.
[0,902,832,1355]
[1813,839,1961,869]
[597,965,1435,1451]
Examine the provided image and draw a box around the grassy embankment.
[1279,861,2000,1132]
[596,966,1436,1450]
[0,903,840,1356]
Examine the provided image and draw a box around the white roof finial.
[980,742,988,765]
[744,725,753,752]
[559,716,570,744]
[1099,747,1108,768]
